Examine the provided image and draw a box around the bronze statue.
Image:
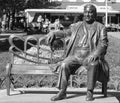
[47,4,109,101]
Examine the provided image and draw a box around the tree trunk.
[11,9,15,30]
[1,13,7,32]
[7,11,11,30]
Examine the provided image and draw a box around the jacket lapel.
[65,22,83,57]
[90,22,97,39]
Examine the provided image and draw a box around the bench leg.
[102,82,107,97]
[6,63,12,96]
[10,76,15,91]
[70,75,73,87]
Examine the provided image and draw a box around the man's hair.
[84,4,97,12]
[84,4,97,18]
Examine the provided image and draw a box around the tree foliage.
[0,0,61,16]
[25,0,61,9]
[0,0,61,30]
[0,0,61,12]
[0,0,25,12]
[26,0,49,9]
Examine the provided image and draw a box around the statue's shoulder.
[95,21,105,29]
[95,21,107,36]
[71,21,83,27]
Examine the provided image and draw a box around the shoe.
[51,91,66,101]
[86,90,94,101]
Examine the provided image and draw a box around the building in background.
[51,0,120,29]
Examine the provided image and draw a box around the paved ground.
[0,88,119,103]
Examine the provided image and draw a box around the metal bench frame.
[6,34,71,95]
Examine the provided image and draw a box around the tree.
[0,0,26,30]
[0,0,61,31]
[25,0,61,9]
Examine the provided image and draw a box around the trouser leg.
[86,61,99,101]
[87,61,99,91]
[57,63,69,91]
[56,56,81,90]
[51,56,81,101]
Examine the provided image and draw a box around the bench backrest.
[8,34,66,65]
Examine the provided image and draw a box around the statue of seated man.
[46,4,109,101]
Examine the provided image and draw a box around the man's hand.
[75,66,87,75]
[83,54,98,65]
[87,54,97,63]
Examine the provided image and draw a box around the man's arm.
[93,27,108,57]
[46,28,72,45]
[84,27,108,64]
[51,29,72,38]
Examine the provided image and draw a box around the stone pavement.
[0,88,119,103]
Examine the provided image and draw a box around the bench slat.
[11,64,55,75]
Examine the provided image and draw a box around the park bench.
[6,34,107,96]
[6,34,78,95]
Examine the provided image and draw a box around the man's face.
[84,6,95,23]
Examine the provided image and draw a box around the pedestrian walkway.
[0,88,119,103]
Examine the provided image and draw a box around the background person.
[48,18,64,33]
[54,18,64,30]
[37,15,44,30]
[42,18,51,33]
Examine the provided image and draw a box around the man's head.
[83,4,97,23]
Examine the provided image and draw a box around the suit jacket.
[53,21,109,82]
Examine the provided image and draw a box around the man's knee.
[87,60,99,75]
[61,62,69,71]
[61,63,66,68]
